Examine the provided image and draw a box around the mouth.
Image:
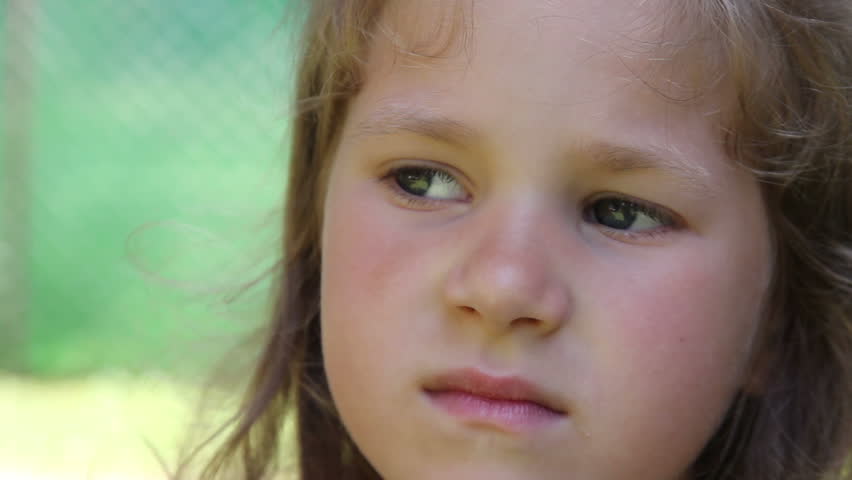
[422,368,568,433]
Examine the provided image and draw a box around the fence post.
[1,0,39,374]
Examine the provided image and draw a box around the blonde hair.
[191,1,852,478]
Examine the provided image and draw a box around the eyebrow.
[589,142,716,198]
[351,104,717,198]
[351,103,480,149]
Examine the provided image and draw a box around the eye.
[586,197,676,234]
[386,166,468,204]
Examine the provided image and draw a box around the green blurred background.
[1,1,296,477]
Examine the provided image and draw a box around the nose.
[442,203,572,337]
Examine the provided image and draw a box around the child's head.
[201,1,852,479]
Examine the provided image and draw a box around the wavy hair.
[188,1,852,478]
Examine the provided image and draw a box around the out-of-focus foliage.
[1,0,294,377]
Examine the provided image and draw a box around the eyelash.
[380,164,681,239]
[584,197,677,241]
[381,165,470,209]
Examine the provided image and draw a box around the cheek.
[582,239,768,453]
[615,257,759,370]
[319,174,455,459]
[321,180,396,344]
[319,178,437,394]
[321,185,432,315]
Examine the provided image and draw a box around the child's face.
[320,1,773,479]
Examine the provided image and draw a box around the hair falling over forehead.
[185,1,852,479]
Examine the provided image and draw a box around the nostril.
[510,317,540,328]
[459,306,477,314]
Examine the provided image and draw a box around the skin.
[320,1,773,479]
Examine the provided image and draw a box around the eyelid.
[379,160,473,208]
[579,193,689,246]
[377,161,687,240]
[583,192,684,228]
[381,160,473,192]
[603,227,673,243]
[381,159,472,183]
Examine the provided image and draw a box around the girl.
[187,0,852,478]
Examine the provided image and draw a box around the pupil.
[398,169,432,195]
[595,199,637,229]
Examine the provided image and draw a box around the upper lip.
[423,367,568,414]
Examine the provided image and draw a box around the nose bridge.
[474,202,548,281]
[445,197,571,333]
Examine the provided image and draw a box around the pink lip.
[423,368,568,433]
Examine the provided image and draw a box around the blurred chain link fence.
[1,0,294,376]
[2,0,37,373]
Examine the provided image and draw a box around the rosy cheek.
[322,179,436,330]
[590,245,764,412]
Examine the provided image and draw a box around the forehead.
[373,0,718,99]
[349,0,729,158]
[339,0,743,198]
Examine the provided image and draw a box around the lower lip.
[425,390,565,432]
